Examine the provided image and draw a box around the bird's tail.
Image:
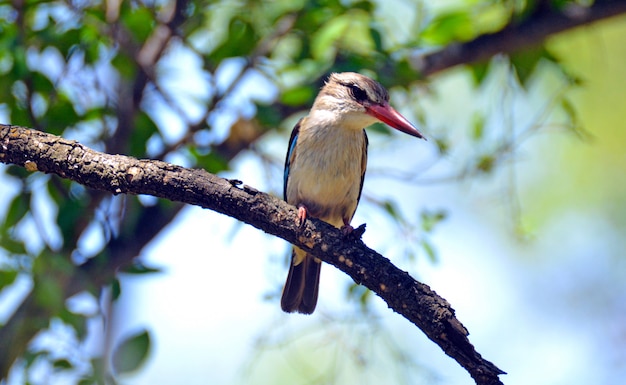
[281,249,321,314]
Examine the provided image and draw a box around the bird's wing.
[284,118,303,200]
[354,129,368,220]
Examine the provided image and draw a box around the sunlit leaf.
[420,11,475,45]
[311,10,374,61]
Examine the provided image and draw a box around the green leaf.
[112,53,136,79]
[370,27,383,52]
[11,45,28,78]
[4,193,30,228]
[0,270,19,289]
[197,151,230,174]
[255,103,285,128]
[111,278,121,301]
[120,261,162,275]
[510,47,545,86]
[129,112,158,156]
[211,18,256,60]
[470,62,490,85]
[87,357,109,385]
[9,105,32,128]
[421,11,475,45]
[121,7,155,43]
[112,330,151,375]
[52,359,73,370]
[45,94,80,135]
[31,71,55,95]
[420,209,447,232]
[476,154,495,173]
[561,97,590,139]
[33,274,65,313]
[1,236,27,255]
[280,86,314,106]
[311,11,374,61]
[346,282,371,310]
[382,200,402,222]
[561,97,578,127]
[54,28,82,58]
[434,137,450,156]
[367,122,392,136]
[60,309,88,340]
[421,239,438,263]
[56,194,88,243]
[471,113,486,141]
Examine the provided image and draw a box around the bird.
[281,72,425,314]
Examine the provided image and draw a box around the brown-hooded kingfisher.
[281,72,425,314]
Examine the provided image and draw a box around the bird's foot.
[297,205,308,228]
[340,224,354,236]
[341,223,366,240]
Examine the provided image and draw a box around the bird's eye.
[347,84,368,103]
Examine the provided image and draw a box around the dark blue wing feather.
[350,129,368,222]
[284,118,303,200]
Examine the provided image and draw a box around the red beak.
[366,103,425,139]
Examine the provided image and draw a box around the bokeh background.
[1,1,625,384]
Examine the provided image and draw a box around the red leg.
[297,205,308,228]
[340,217,354,235]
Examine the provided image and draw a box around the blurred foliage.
[111,329,151,376]
[0,0,597,383]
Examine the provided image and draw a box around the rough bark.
[0,124,506,384]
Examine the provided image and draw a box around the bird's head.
[312,72,424,139]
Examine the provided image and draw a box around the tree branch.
[0,124,505,384]
[414,0,626,77]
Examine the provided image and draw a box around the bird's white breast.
[286,121,366,228]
